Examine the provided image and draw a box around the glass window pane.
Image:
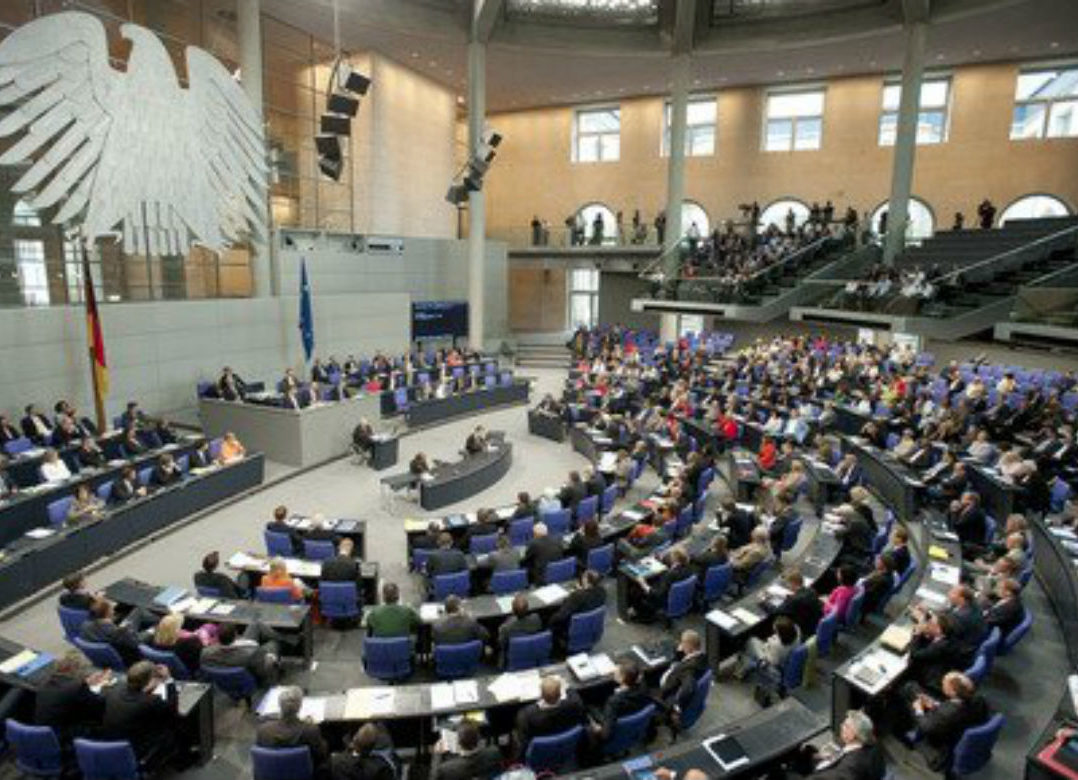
[579,109,619,133]
[881,84,901,111]
[1047,99,1078,138]
[678,314,704,336]
[577,135,600,162]
[768,91,823,118]
[1016,70,1057,100]
[765,118,792,151]
[758,200,810,233]
[687,125,715,156]
[599,133,620,161]
[878,113,897,146]
[1011,103,1047,139]
[921,80,949,108]
[687,99,716,125]
[793,117,822,149]
[570,295,592,329]
[916,111,945,143]
[1000,195,1071,223]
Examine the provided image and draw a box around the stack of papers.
[533,584,568,605]
[914,586,947,608]
[929,563,960,586]
[495,596,515,614]
[209,602,236,616]
[420,603,445,622]
[707,609,740,630]
[228,552,262,569]
[430,683,455,711]
[0,650,37,675]
[258,687,327,722]
[732,606,761,624]
[453,680,478,704]
[25,528,55,539]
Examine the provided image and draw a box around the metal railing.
[936,223,1078,286]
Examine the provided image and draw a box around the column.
[883,20,927,264]
[467,40,486,351]
[237,0,272,297]
[660,54,691,343]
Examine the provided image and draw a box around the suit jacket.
[549,584,607,631]
[888,544,911,575]
[908,634,969,693]
[80,619,142,666]
[498,613,543,648]
[59,591,95,611]
[487,548,521,572]
[428,548,468,577]
[77,447,107,470]
[194,570,244,599]
[151,465,182,489]
[110,478,140,505]
[432,614,488,646]
[20,414,52,442]
[775,587,824,638]
[435,746,503,780]
[321,554,361,585]
[558,482,587,511]
[810,743,887,780]
[985,596,1023,637]
[920,695,990,769]
[515,691,587,748]
[189,449,213,469]
[659,652,708,709]
[599,684,655,736]
[721,508,756,549]
[330,751,397,780]
[522,536,565,583]
[948,603,987,655]
[257,717,329,768]
[952,507,987,548]
[512,502,537,520]
[586,473,606,497]
[34,676,105,737]
[101,685,175,756]
[768,510,795,555]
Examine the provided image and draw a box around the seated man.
[904,613,970,696]
[658,630,708,715]
[592,659,655,742]
[33,651,106,742]
[730,526,773,582]
[798,709,886,779]
[21,404,53,444]
[949,492,988,557]
[770,568,823,639]
[512,491,537,519]
[634,548,695,621]
[487,534,521,573]
[427,533,468,585]
[256,685,329,775]
[188,440,214,470]
[194,551,248,599]
[110,465,148,505]
[514,676,587,759]
[201,622,280,687]
[497,594,543,655]
[75,438,107,470]
[464,426,487,456]
[984,578,1024,637]
[79,598,150,667]
[100,661,178,769]
[59,571,96,612]
[366,582,420,638]
[522,522,564,585]
[149,453,183,490]
[322,538,361,586]
[463,509,500,551]
[433,720,503,780]
[330,723,399,780]
[903,671,991,771]
[549,569,606,641]
[432,596,489,647]
[715,497,755,549]
[39,449,72,484]
[265,505,300,555]
[352,418,375,456]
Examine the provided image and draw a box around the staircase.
[514,333,573,369]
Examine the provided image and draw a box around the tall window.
[573,107,621,162]
[1000,194,1072,224]
[678,314,704,337]
[569,268,600,329]
[14,239,49,306]
[1011,67,1078,139]
[577,203,617,245]
[663,97,716,156]
[764,89,824,151]
[758,199,810,233]
[681,201,710,237]
[878,77,951,146]
[870,197,935,242]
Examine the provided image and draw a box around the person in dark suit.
[0,414,21,445]
[352,418,375,456]
[433,720,502,780]
[75,439,107,470]
[658,630,709,714]
[640,548,695,620]
[584,466,606,498]
[464,509,499,551]
[59,571,96,611]
[428,533,468,579]
[322,538,361,586]
[768,498,797,557]
[950,492,987,554]
[984,578,1023,637]
[100,661,177,767]
[20,404,53,444]
[110,466,147,505]
[256,686,329,775]
[834,504,875,575]
[410,452,432,478]
[558,471,587,512]
[885,526,911,576]
[860,553,896,616]
[188,440,213,470]
[217,367,247,402]
[486,534,521,573]
[514,676,587,758]
[593,660,655,741]
[801,709,886,779]
[33,651,106,741]
[149,453,182,490]
[716,498,755,549]
[194,551,248,599]
[549,570,606,639]
[522,522,565,584]
[464,426,487,456]
[265,505,300,555]
[118,401,143,432]
[330,723,399,780]
[201,623,280,687]
[567,518,605,567]
[512,491,537,519]
[772,568,823,638]
[905,613,970,695]
[942,585,987,656]
[905,671,991,771]
[432,596,489,646]
[497,594,543,654]
[79,598,149,668]
[120,427,146,457]
[412,521,442,552]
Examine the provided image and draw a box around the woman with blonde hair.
[217,431,246,465]
[149,613,210,674]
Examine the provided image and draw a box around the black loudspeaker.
[320,114,351,136]
[445,184,468,205]
[463,174,482,192]
[343,70,371,96]
[319,156,343,181]
[327,92,359,117]
[316,134,341,159]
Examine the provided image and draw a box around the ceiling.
[258,0,1078,112]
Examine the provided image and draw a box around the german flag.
[82,242,108,399]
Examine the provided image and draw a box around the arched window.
[12,199,41,227]
[680,201,710,238]
[758,198,809,233]
[870,196,935,241]
[576,202,617,246]
[999,194,1071,224]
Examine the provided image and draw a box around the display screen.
[412,300,469,340]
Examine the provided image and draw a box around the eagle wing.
[0,11,117,225]
[184,46,267,247]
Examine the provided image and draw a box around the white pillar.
[883,21,926,264]
[467,40,486,351]
[660,54,691,343]
[237,0,272,297]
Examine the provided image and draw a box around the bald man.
[514,676,587,758]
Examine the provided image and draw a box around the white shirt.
[41,459,72,483]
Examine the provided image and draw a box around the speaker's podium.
[370,434,399,471]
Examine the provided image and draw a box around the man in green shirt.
[365,582,421,637]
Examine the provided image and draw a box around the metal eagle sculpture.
[0,11,267,254]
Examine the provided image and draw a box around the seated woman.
[40,449,73,484]
[149,613,214,674]
[613,449,633,492]
[217,432,246,465]
[822,565,858,620]
[66,483,105,527]
[569,518,605,566]
[735,615,800,679]
[261,558,307,602]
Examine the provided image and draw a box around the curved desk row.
[420,438,513,511]
[226,551,380,609]
[0,436,204,548]
[527,409,567,442]
[0,455,265,612]
[403,380,530,428]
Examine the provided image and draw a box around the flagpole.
[80,232,107,433]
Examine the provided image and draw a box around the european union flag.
[299,258,314,363]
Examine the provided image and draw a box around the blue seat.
[3,437,33,456]
[320,581,360,621]
[950,713,1005,776]
[412,548,432,573]
[393,387,409,413]
[136,467,153,487]
[781,517,802,553]
[302,539,335,561]
[781,643,809,693]
[699,467,715,492]
[74,739,140,780]
[6,720,62,778]
[544,557,576,585]
[46,497,73,528]
[586,543,615,576]
[600,484,618,515]
[483,375,496,389]
[842,585,866,629]
[73,637,127,671]
[138,644,193,680]
[692,495,706,523]
[95,481,113,502]
[576,495,598,525]
[602,703,656,757]
[362,636,412,681]
[964,653,989,685]
[983,514,997,546]
[664,575,697,621]
[57,606,89,643]
[566,606,605,654]
[675,505,694,538]
[256,587,299,604]
[677,669,713,732]
[743,559,769,591]
[195,585,222,598]
[251,745,314,780]
[815,611,840,658]
[490,568,528,595]
[997,606,1032,656]
[1050,478,1072,513]
[468,533,498,555]
[433,571,470,600]
[434,640,483,679]
[975,627,1001,674]
[700,563,732,604]
[201,664,258,703]
[506,630,553,671]
[263,530,293,557]
[542,508,571,537]
[508,517,534,546]
[525,724,583,774]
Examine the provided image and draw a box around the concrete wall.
[598,272,654,331]
[508,266,567,332]
[484,62,1078,239]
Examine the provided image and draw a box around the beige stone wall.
[484,62,1078,238]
